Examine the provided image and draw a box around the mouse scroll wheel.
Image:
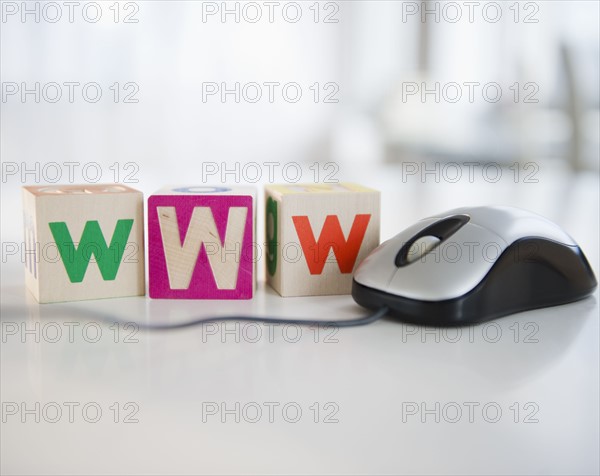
[395,215,470,267]
[405,236,442,264]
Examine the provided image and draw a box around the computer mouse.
[352,206,597,326]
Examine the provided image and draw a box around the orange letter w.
[292,214,371,275]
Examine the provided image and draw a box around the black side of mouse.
[352,238,598,326]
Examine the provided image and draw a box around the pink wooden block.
[148,186,256,299]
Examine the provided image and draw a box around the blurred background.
[2,0,599,250]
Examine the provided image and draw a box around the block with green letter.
[22,184,145,303]
[265,183,380,296]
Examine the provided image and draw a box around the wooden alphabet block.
[148,186,256,299]
[22,184,145,303]
[265,183,380,296]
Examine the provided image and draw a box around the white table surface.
[1,163,599,475]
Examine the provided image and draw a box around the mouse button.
[353,218,440,289]
[389,225,508,301]
[448,222,509,265]
[391,217,442,264]
[405,236,442,264]
[453,206,522,237]
[498,216,576,246]
[388,255,477,301]
[466,207,577,246]
[395,215,470,267]
[352,239,400,289]
[453,221,508,247]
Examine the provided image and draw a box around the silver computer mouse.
[352,206,597,325]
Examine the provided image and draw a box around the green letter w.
[48,220,134,283]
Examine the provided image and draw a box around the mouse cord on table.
[132,306,390,331]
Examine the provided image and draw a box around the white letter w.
[157,206,248,290]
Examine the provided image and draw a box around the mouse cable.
[2,305,389,331]
[131,306,389,331]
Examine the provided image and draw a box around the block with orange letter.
[148,186,256,299]
[265,183,380,296]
